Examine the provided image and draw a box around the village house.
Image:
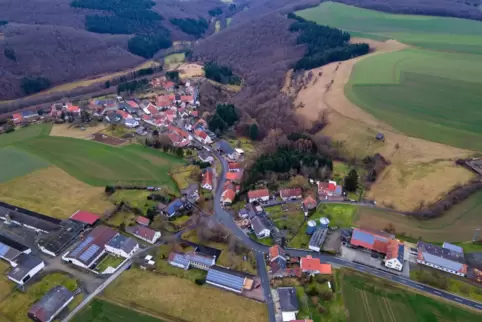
[225,170,243,183]
[194,128,212,144]
[318,180,343,199]
[350,227,394,254]
[228,162,242,172]
[136,216,150,226]
[302,195,317,212]
[385,240,405,271]
[251,216,270,239]
[126,225,161,244]
[216,140,238,160]
[300,255,332,275]
[198,151,214,163]
[221,182,236,205]
[181,183,200,203]
[279,188,302,201]
[278,287,299,322]
[247,189,270,203]
[105,234,139,259]
[164,199,185,217]
[202,168,214,190]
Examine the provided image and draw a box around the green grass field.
[341,269,481,322]
[0,124,185,187]
[296,2,482,54]
[73,298,163,322]
[0,147,48,183]
[296,2,482,151]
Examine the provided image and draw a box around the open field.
[177,63,204,79]
[0,124,52,148]
[356,190,482,242]
[14,136,184,187]
[0,273,78,322]
[0,167,113,219]
[103,269,267,322]
[341,269,481,321]
[297,2,482,152]
[0,147,49,183]
[296,2,482,54]
[73,298,163,322]
[50,123,107,139]
[170,165,200,190]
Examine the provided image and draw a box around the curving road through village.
[212,152,482,319]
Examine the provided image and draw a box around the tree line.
[20,77,51,95]
[169,17,209,38]
[288,14,369,70]
[208,103,239,133]
[204,62,241,85]
[71,0,172,58]
[117,79,149,94]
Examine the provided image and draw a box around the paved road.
[211,151,482,314]
[255,252,276,322]
[62,260,132,321]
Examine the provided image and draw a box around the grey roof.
[8,254,43,282]
[0,234,29,252]
[184,252,215,267]
[251,217,269,235]
[28,286,74,322]
[216,140,235,155]
[198,151,212,161]
[418,241,466,272]
[37,220,84,255]
[206,267,245,292]
[169,253,191,268]
[443,242,464,254]
[309,227,328,248]
[181,183,199,196]
[278,287,299,312]
[0,234,30,262]
[66,226,117,266]
[106,234,138,254]
[0,202,61,232]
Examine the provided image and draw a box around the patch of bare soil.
[92,133,127,146]
[293,38,474,211]
[50,123,106,139]
[177,63,205,79]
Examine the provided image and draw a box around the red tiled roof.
[131,225,158,241]
[350,228,393,254]
[303,196,317,209]
[202,169,213,186]
[269,245,284,260]
[164,81,175,88]
[228,162,241,170]
[222,189,235,202]
[181,95,193,103]
[169,125,190,139]
[191,111,199,117]
[225,171,243,182]
[127,100,139,108]
[12,113,23,121]
[142,114,152,121]
[194,129,208,139]
[328,182,336,191]
[168,133,182,144]
[248,189,269,199]
[117,110,131,119]
[386,240,401,260]
[67,104,80,113]
[300,256,332,274]
[136,216,150,226]
[156,95,172,107]
[70,210,100,225]
[147,104,158,115]
[280,188,302,198]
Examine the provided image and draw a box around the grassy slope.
[296,2,482,151]
[356,190,482,242]
[0,147,49,183]
[15,136,185,187]
[341,269,481,322]
[73,298,163,322]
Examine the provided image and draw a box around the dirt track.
[293,38,474,211]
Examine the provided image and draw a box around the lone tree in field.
[343,169,358,192]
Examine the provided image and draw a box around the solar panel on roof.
[0,245,9,257]
[69,236,94,258]
[352,230,375,245]
[422,252,463,271]
[443,242,463,253]
[207,269,245,291]
[79,244,100,263]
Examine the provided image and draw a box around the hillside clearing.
[103,269,267,322]
[355,190,482,242]
[0,167,113,219]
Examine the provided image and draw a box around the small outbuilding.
[375,132,385,141]
[28,285,74,322]
[70,210,100,226]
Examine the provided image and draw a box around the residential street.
[211,150,482,317]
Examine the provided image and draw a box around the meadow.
[341,269,481,322]
[72,298,163,322]
[356,190,482,242]
[0,147,48,183]
[296,2,482,151]
[103,269,267,322]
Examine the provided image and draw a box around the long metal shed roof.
[206,268,245,292]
